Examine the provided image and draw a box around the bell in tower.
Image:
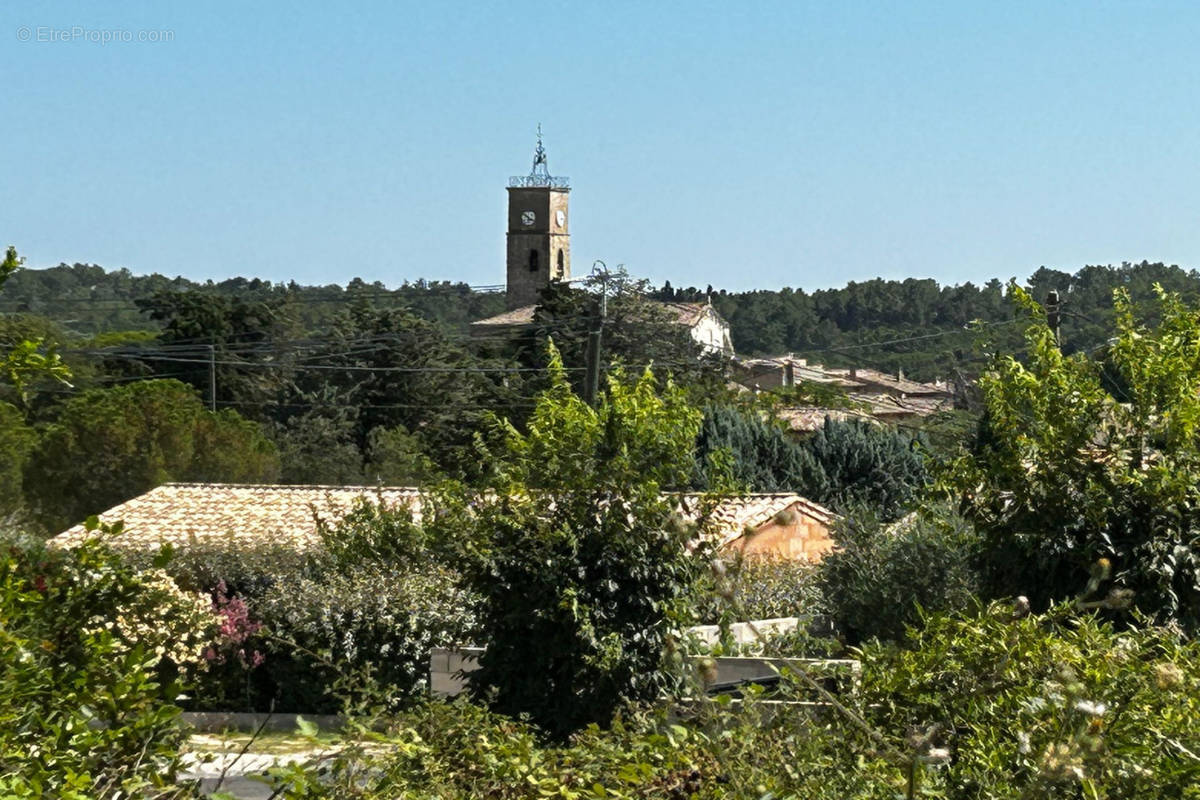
[505,125,571,309]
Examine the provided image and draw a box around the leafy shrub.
[946,286,1200,629]
[0,526,212,797]
[132,511,475,713]
[257,603,1200,799]
[315,495,436,569]
[260,696,888,799]
[251,563,475,713]
[437,351,714,739]
[693,556,825,624]
[819,505,982,643]
[861,602,1200,797]
[141,536,315,601]
[694,406,929,520]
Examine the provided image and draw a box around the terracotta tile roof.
[471,301,722,331]
[679,493,835,544]
[828,367,950,397]
[470,305,537,327]
[51,484,834,553]
[776,407,860,432]
[52,483,422,550]
[657,301,709,327]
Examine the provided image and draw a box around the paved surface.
[182,744,330,799]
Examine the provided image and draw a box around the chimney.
[784,360,795,388]
[897,368,904,382]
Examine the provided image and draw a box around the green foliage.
[0,528,209,797]
[257,697,888,799]
[0,246,19,289]
[0,248,73,408]
[693,556,826,624]
[801,418,929,518]
[315,497,436,569]
[25,379,280,531]
[819,505,982,643]
[946,285,1200,629]
[257,603,1200,799]
[511,268,727,402]
[437,346,714,738]
[0,402,35,518]
[694,405,929,519]
[253,563,475,713]
[693,404,818,493]
[365,424,438,485]
[140,503,473,714]
[273,408,366,484]
[860,602,1200,797]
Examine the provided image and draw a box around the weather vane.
[509,124,569,189]
[532,123,548,174]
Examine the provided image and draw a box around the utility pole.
[206,343,217,411]
[582,262,610,407]
[1046,290,1062,347]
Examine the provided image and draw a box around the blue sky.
[5,1,1200,291]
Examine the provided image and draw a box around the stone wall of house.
[723,506,835,561]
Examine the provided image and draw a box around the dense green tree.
[435,348,716,738]
[692,404,816,493]
[25,379,279,531]
[289,301,507,477]
[364,424,438,485]
[693,405,928,519]
[515,269,728,400]
[801,417,929,518]
[272,407,365,485]
[134,289,301,416]
[0,402,35,518]
[945,284,1200,629]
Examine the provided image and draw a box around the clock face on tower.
[521,211,536,227]
[555,210,565,227]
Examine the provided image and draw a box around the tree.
[0,402,35,519]
[0,247,71,407]
[436,346,717,738]
[692,404,817,493]
[134,288,300,417]
[693,405,928,520]
[945,284,1200,629]
[801,417,929,518]
[25,379,280,531]
[516,268,727,399]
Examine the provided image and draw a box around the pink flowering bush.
[207,579,266,669]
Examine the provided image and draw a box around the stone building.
[504,127,571,309]
[474,130,734,357]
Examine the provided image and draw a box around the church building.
[472,130,733,357]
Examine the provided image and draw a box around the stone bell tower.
[506,126,570,309]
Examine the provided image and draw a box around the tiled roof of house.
[53,484,422,550]
[471,301,721,331]
[470,305,537,327]
[776,406,860,432]
[657,301,709,327]
[682,493,836,542]
[827,367,950,397]
[51,483,834,552]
